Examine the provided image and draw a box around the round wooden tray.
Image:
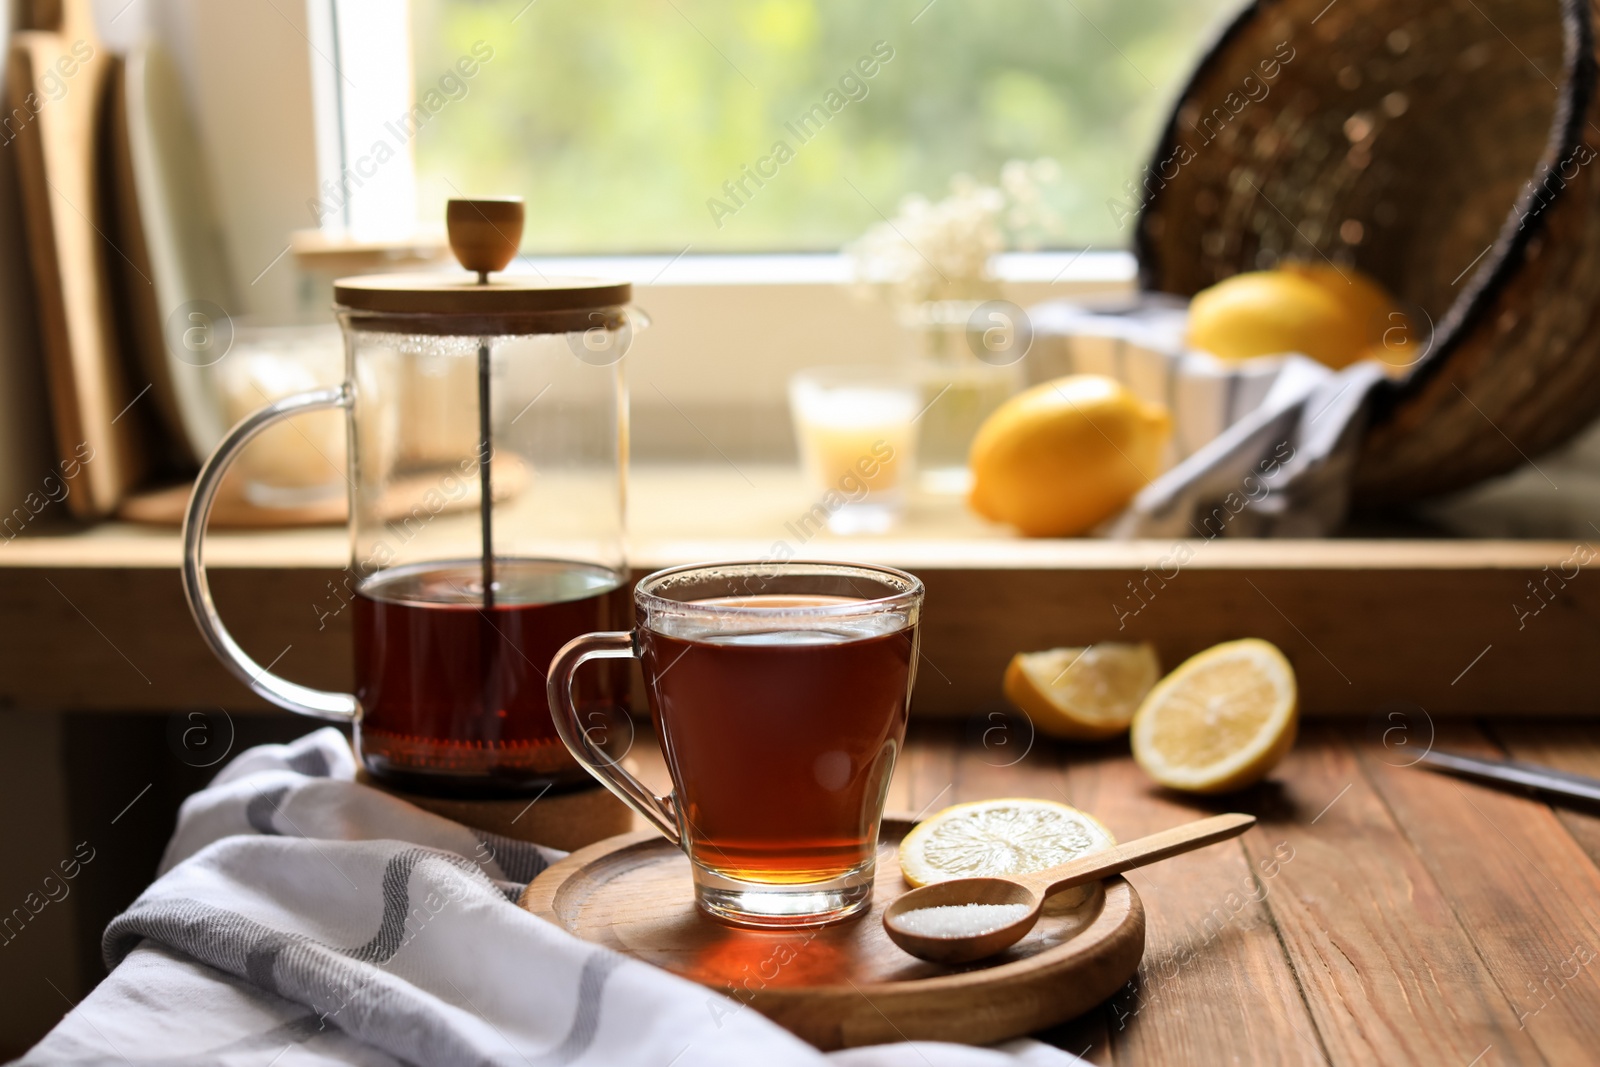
[517,818,1145,1050]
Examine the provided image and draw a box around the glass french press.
[183,198,635,796]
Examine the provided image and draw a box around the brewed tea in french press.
[183,198,635,796]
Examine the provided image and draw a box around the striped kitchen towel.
[1026,296,1288,466]
[15,729,1088,1067]
[1028,297,1393,538]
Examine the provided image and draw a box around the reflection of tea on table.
[639,593,914,885]
[790,378,918,533]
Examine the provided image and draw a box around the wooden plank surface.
[1491,721,1600,868]
[1357,724,1600,1063]
[17,713,1600,1063]
[1062,741,1326,1065]
[1237,728,1545,1065]
[613,721,1600,1063]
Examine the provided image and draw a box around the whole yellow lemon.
[1281,263,1395,337]
[968,375,1171,537]
[1282,262,1414,370]
[1188,265,1406,370]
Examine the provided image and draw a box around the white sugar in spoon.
[884,812,1256,964]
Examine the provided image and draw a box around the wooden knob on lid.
[447,198,524,281]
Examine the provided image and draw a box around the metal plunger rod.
[445,197,523,609]
[477,337,498,737]
[477,339,495,609]
[440,197,526,732]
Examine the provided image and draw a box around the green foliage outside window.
[411,0,1237,253]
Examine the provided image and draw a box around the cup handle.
[181,385,358,721]
[548,630,681,845]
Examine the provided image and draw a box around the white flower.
[848,158,1068,305]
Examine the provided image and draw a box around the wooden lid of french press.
[333,198,631,333]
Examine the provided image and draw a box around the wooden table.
[8,462,1600,1056]
[630,719,1600,1064]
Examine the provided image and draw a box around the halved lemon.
[1130,638,1298,794]
[1003,643,1161,740]
[898,798,1115,887]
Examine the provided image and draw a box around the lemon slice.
[1130,638,1298,794]
[898,798,1115,887]
[1004,643,1160,740]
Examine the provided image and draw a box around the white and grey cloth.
[1028,298,1392,538]
[16,729,1088,1067]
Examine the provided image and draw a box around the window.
[408,0,1239,254]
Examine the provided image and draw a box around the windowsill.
[510,250,1137,288]
[0,465,1585,570]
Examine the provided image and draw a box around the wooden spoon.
[884,812,1256,964]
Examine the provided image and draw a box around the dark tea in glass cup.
[548,561,923,927]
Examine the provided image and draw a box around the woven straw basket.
[1134,0,1600,505]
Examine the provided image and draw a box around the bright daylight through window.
[409,0,1240,254]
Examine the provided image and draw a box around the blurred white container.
[1027,295,1287,470]
[216,322,346,508]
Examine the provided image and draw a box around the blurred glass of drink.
[789,366,920,534]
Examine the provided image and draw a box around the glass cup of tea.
[549,561,924,928]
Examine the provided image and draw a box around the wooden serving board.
[9,0,149,518]
[518,818,1145,1050]
[118,453,531,528]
